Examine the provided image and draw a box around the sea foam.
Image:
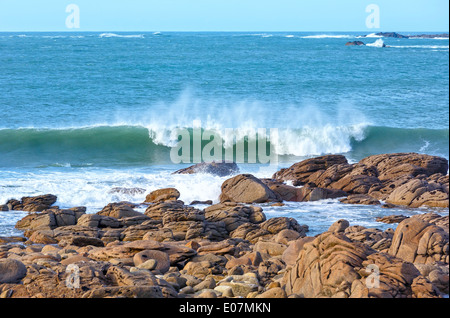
[99,33,145,38]
[366,39,385,47]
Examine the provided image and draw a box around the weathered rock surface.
[376,215,409,224]
[174,161,240,177]
[3,194,58,212]
[281,229,444,298]
[340,194,380,205]
[144,188,180,203]
[271,153,448,208]
[0,259,27,284]
[282,231,374,298]
[220,174,281,204]
[386,178,449,208]
[16,208,85,232]
[1,152,448,299]
[273,155,349,186]
[388,216,449,264]
[204,202,266,232]
[97,202,143,219]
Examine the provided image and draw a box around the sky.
[0,0,448,32]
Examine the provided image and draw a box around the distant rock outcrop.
[375,32,409,38]
[345,41,365,46]
[362,32,449,39]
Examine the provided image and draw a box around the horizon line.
[0,30,449,33]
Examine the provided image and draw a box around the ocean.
[0,31,448,237]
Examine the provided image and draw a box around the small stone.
[193,277,216,292]
[137,259,158,271]
[196,289,218,298]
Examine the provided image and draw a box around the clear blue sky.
[0,0,448,32]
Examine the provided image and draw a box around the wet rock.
[190,200,213,205]
[340,194,380,205]
[376,215,409,224]
[109,187,146,195]
[273,155,348,186]
[174,161,239,177]
[0,236,27,244]
[299,185,348,201]
[16,212,57,231]
[21,194,58,212]
[374,32,409,38]
[345,41,365,46]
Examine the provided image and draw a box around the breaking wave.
[0,124,447,167]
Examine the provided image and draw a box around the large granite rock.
[281,230,443,298]
[219,174,281,204]
[386,178,449,208]
[97,202,143,219]
[3,194,58,212]
[144,188,180,203]
[271,153,449,208]
[282,231,374,298]
[0,259,27,284]
[388,216,449,264]
[273,155,348,186]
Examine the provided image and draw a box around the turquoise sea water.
[0,32,448,236]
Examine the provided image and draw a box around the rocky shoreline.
[0,153,448,298]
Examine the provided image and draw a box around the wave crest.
[1,124,448,167]
[99,33,144,38]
